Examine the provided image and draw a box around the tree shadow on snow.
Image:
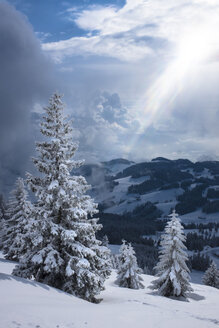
[0,257,17,264]
[147,290,205,302]
[187,292,205,301]
[0,272,50,290]
[0,272,79,298]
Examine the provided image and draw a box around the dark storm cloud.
[0,2,53,194]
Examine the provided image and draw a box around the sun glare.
[175,26,213,75]
[134,23,217,137]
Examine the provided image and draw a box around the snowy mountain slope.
[81,158,219,224]
[104,183,184,215]
[80,159,219,249]
[1,254,219,328]
[178,210,219,224]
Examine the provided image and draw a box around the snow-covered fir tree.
[102,235,109,247]
[143,265,151,275]
[116,240,144,289]
[202,261,219,288]
[111,254,120,269]
[13,93,111,303]
[0,208,3,223]
[0,207,3,249]
[0,194,6,219]
[2,178,33,261]
[150,210,192,297]
[0,194,8,249]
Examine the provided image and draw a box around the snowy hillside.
[82,157,219,223]
[1,253,219,328]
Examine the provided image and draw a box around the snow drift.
[0,253,219,328]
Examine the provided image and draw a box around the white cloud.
[62,91,140,162]
[75,5,117,31]
[35,31,52,42]
[42,0,219,62]
[43,34,152,62]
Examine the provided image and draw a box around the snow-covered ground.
[180,210,219,224]
[1,253,219,328]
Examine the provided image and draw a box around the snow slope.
[1,254,219,328]
[89,159,219,225]
[103,175,184,215]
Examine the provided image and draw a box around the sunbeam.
[127,22,219,154]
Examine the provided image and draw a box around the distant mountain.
[102,158,134,166]
[77,157,219,221]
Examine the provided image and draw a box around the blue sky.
[1,0,219,191]
[6,0,126,41]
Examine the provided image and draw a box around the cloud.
[52,90,140,163]
[43,34,152,63]
[92,91,129,127]
[42,0,219,62]
[74,5,117,31]
[0,2,53,194]
[35,31,52,42]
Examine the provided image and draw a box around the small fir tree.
[150,210,192,297]
[111,254,119,269]
[117,240,144,289]
[13,93,111,303]
[102,235,109,248]
[0,207,4,249]
[202,262,219,288]
[2,178,33,261]
[0,194,6,218]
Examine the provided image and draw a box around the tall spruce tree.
[2,178,33,261]
[13,93,111,303]
[202,262,219,288]
[117,240,144,289]
[150,210,192,297]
